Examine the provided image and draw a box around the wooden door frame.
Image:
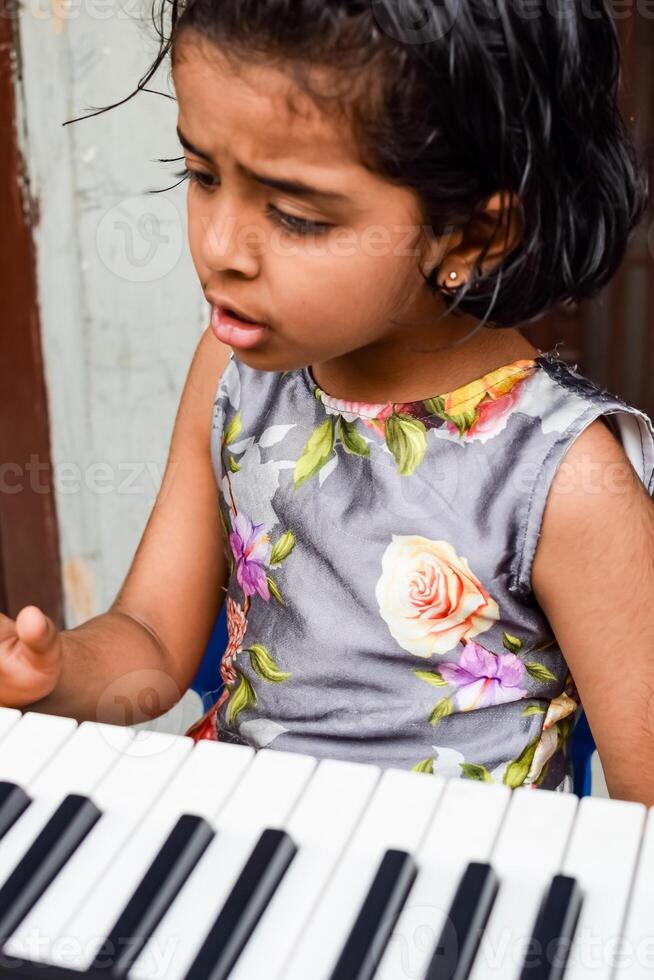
[0,9,64,626]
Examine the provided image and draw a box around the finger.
[15,606,59,657]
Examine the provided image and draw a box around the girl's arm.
[532,417,654,806]
[27,327,233,725]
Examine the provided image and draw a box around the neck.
[311,313,540,405]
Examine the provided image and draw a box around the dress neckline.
[300,351,552,420]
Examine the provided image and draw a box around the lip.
[210,304,270,350]
[207,296,265,326]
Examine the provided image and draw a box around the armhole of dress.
[510,403,654,601]
[210,353,238,485]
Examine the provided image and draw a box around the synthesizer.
[0,708,650,980]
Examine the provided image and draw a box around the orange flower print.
[184,596,248,743]
[435,360,538,440]
[220,596,248,686]
[375,535,500,658]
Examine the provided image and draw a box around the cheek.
[293,237,417,321]
[186,201,205,273]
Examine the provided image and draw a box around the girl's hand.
[0,606,64,708]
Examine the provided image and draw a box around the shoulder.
[529,413,654,802]
[190,327,233,394]
[532,415,654,602]
[505,349,654,602]
[173,328,233,454]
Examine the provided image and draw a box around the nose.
[198,195,264,277]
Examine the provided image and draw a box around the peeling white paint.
[16,1,208,625]
[62,555,96,627]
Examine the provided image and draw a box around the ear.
[425,190,523,284]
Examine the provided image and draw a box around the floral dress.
[185,346,654,792]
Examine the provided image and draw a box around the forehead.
[172,37,364,176]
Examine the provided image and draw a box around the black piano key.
[89,813,215,977]
[518,874,583,980]
[184,827,297,980]
[424,861,499,980]
[0,782,31,842]
[0,793,101,944]
[329,848,418,980]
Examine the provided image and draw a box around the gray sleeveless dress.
[185,346,654,793]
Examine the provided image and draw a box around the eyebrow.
[176,126,352,204]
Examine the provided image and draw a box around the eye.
[265,205,331,237]
[174,166,332,237]
[174,166,217,190]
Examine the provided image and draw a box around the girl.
[2,0,654,803]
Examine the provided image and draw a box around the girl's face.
[172,38,478,381]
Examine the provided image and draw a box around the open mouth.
[225,308,258,324]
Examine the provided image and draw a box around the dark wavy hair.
[67,0,650,329]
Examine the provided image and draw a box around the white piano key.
[613,807,654,980]
[0,707,22,741]
[4,729,194,966]
[0,711,77,784]
[129,747,318,980]
[281,768,446,980]
[0,722,134,888]
[228,757,382,980]
[55,739,254,971]
[559,796,646,980]
[467,786,579,980]
[374,778,511,980]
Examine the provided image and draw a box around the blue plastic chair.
[192,609,597,796]
[190,605,228,712]
[571,710,595,797]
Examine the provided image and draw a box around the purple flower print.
[230,512,272,600]
[439,641,527,710]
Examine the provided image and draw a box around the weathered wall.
[15,0,206,626]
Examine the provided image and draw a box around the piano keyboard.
[0,708,650,980]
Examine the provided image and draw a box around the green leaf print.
[534,760,551,788]
[414,669,449,688]
[218,508,235,575]
[227,456,241,473]
[266,575,286,606]
[218,506,232,538]
[521,705,547,717]
[294,418,335,487]
[226,670,256,725]
[270,531,296,566]
[423,395,446,418]
[223,412,243,448]
[385,414,427,476]
[429,696,453,726]
[460,763,493,782]
[248,644,291,683]
[503,737,540,789]
[423,396,477,436]
[337,417,370,458]
[502,632,523,653]
[557,717,574,745]
[526,662,557,682]
[412,758,435,774]
[448,405,480,437]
